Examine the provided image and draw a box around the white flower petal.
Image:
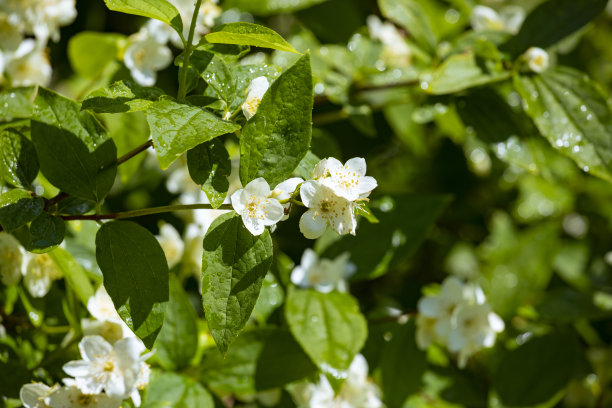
[299,209,328,239]
[299,180,319,207]
[245,177,271,197]
[79,335,113,362]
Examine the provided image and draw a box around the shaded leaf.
[0,189,43,232]
[0,127,39,188]
[68,32,125,78]
[82,81,165,113]
[187,140,231,208]
[96,221,169,348]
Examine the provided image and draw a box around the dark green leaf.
[146,99,240,169]
[514,67,612,182]
[501,0,608,57]
[82,81,165,113]
[143,371,214,408]
[380,319,427,407]
[240,53,313,186]
[96,221,169,348]
[224,0,328,16]
[68,32,125,78]
[205,23,299,54]
[493,332,584,406]
[187,140,231,208]
[104,0,183,35]
[27,213,66,251]
[202,212,274,354]
[153,279,199,370]
[0,189,43,232]
[0,128,39,188]
[323,194,451,280]
[285,287,368,391]
[31,88,117,202]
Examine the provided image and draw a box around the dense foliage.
[2,0,612,406]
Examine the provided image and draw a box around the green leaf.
[153,279,199,371]
[514,67,612,182]
[493,332,584,406]
[27,213,66,251]
[48,247,94,306]
[205,23,299,54]
[224,0,328,15]
[143,371,214,408]
[31,88,117,202]
[501,0,608,57]
[96,221,169,349]
[201,328,316,394]
[323,194,451,280]
[240,53,313,186]
[0,127,39,188]
[104,0,183,35]
[82,80,165,113]
[202,212,274,354]
[187,140,231,208]
[380,320,427,407]
[285,287,368,391]
[0,189,43,232]
[378,0,437,53]
[68,32,125,78]
[146,99,240,169]
[0,87,36,122]
[423,52,510,95]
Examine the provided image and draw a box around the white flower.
[524,47,550,73]
[5,39,52,87]
[470,5,524,34]
[0,231,24,285]
[270,177,303,220]
[81,318,125,345]
[417,276,472,342]
[20,383,55,408]
[291,249,355,293]
[167,0,221,47]
[447,303,504,368]
[2,0,76,42]
[470,6,504,31]
[156,223,184,269]
[47,384,122,408]
[415,314,438,350]
[63,335,145,399]
[230,177,284,236]
[291,354,383,408]
[124,31,172,87]
[141,19,176,45]
[130,361,151,406]
[23,253,62,298]
[313,157,377,201]
[87,285,133,339]
[366,15,411,65]
[0,12,23,51]
[299,180,356,239]
[242,76,270,120]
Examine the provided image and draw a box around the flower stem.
[62,203,233,222]
[177,0,203,101]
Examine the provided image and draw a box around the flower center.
[103,360,114,372]
[319,199,335,213]
[77,395,93,406]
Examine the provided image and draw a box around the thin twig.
[116,139,153,166]
[61,203,233,222]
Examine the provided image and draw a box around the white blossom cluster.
[291,249,355,293]
[0,0,76,86]
[123,0,221,86]
[20,285,151,407]
[470,5,525,34]
[416,276,504,368]
[289,354,384,408]
[0,232,62,298]
[231,156,377,238]
[366,15,412,66]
